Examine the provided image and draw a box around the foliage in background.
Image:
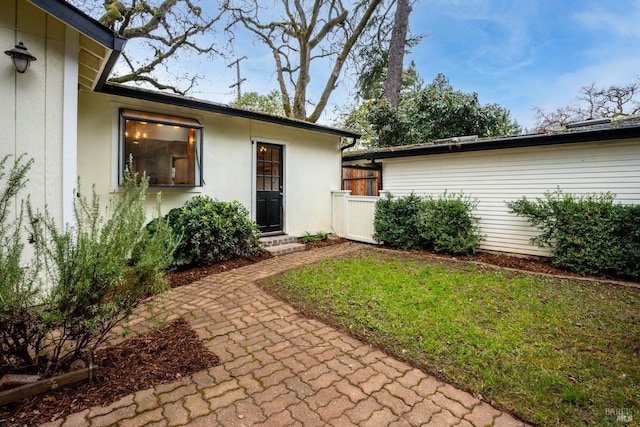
[156,196,263,266]
[370,74,522,147]
[1,157,174,375]
[231,90,286,116]
[373,191,481,255]
[340,73,521,148]
[507,189,640,280]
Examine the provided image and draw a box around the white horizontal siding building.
[342,123,640,256]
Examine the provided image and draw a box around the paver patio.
[41,242,529,426]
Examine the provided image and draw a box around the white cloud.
[574,3,640,38]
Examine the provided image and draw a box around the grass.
[259,249,640,426]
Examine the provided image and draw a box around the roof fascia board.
[94,37,126,91]
[344,126,640,161]
[100,84,361,139]
[27,0,125,91]
[28,0,123,48]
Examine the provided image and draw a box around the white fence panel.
[332,191,379,244]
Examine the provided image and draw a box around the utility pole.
[228,56,247,101]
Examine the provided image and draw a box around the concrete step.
[259,235,298,247]
[263,242,306,256]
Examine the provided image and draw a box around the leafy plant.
[0,154,44,371]
[421,192,481,255]
[30,166,175,374]
[507,189,640,280]
[1,157,175,375]
[158,196,263,266]
[301,231,330,243]
[373,193,426,249]
[365,73,522,147]
[373,192,482,255]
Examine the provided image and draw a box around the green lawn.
[258,249,640,426]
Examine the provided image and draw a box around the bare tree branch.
[534,78,640,131]
[70,0,224,94]
[225,0,390,122]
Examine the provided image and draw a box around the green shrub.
[507,189,640,280]
[0,154,44,371]
[159,196,263,266]
[23,166,175,374]
[421,192,481,255]
[301,231,330,243]
[373,192,481,255]
[1,156,174,375]
[373,193,426,249]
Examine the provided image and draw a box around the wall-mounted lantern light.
[4,42,37,73]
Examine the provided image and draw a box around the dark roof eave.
[94,38,126,91]
[100,84,361,139]
[28,0,124,48]
[343,126,640,162]
[27,0,126,91]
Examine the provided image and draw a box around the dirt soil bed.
[0,318,219,427]
[167,252,273,288]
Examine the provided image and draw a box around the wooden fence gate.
[341,166,381,196]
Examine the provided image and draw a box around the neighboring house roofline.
[343,122,640,162]
[101,83,362,140]
[27,0,126,90]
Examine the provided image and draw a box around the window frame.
[118,109,204,188]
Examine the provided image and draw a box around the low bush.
[422,192,482,255]
[507,189,640,280]
[1,155,175,375]
[373,193,425,249]
[301,231,330,243]
[157,196,263,266]
[373,192,481,255]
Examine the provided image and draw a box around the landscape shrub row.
[373,192,482,255]
[508,189,640,280]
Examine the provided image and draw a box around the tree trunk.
[384,0,411,108]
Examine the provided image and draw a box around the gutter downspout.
[341,137,358,151]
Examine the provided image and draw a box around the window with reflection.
[120,109,203,186]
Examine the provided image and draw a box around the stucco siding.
[77,91,342,235]
[378,139,640,256]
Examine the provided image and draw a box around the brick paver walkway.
[42,242,529,426]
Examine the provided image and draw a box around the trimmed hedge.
[152,196,263,266]
[373,192,481,255]
[507,189,640,280]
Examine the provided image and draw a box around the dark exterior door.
[256,143,283,233]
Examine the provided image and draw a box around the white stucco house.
[2,0,359,238]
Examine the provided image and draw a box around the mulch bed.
[167,253,273,288]
[0,318,219,427]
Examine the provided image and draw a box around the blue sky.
[185,0,640,131]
